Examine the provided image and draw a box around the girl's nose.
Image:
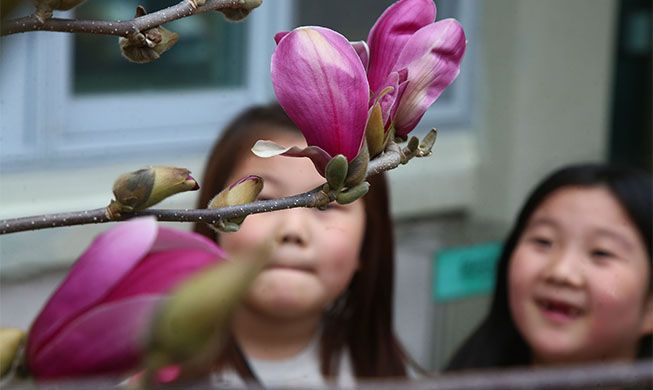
[275,208,310,246]
[541,249,584,287]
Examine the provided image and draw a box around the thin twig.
[0,139,415,235]
[1,0,250,36]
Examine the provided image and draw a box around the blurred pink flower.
[25,217,225,379]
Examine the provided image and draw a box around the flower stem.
[0,133,433,234]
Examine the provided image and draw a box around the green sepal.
[336,181,370,204]
[325,154,348,192]
[345,142,369,187]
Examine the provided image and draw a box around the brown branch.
[0,136,427,235]
[1,0,255,36]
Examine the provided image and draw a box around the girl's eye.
[530,236,552,248]
[591,248,615,259]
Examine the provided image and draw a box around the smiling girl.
[194,103,412,386]
[446,163,653,369]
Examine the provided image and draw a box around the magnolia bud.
[344,142,369,187]
[336,181,370,205]
[119,6,178,64]
[208,176,263,233]
[33,0,86,23]
[406,136,419,154]
[142,243,270,383]
[324,154,348,192]
[0,328,25,378]
[418,129,438,156]
[107,166,199,218]
[188,0,206,8]
[219,0,262,21]
[365,102,386,158]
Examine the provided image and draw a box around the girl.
[194,103,412,386]
[446,163,653,370]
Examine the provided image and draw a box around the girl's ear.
[640,293,653,336]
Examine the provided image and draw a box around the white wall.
[472,0,618,223]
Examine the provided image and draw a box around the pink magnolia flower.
[365,0,467,138]
[256,0,465,168]
[254,26,370,175]
[25,217,225,380]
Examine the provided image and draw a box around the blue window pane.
[74,0,246,94]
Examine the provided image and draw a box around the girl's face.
[508,186,653,364]
[219,130,365,320]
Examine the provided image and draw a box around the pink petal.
[367,0,436,93]
[101,249,223,303]
[350,40,369,71]
[229,175,262,190]
[394,19,466,136]
[371,69,408,129]
[26,217,158,361]
[274,31,290,44]
[150,226,225,257]
[271,26,369,161]
[29,295,165,379]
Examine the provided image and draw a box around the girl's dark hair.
[194,103,408,379]
[446,163,653,371]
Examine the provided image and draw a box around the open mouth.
[535,298,584,320]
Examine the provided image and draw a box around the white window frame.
[0,1,293,170]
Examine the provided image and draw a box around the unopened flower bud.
[418,129,438,156]
[143,243,270,383]
[188,0,206,8]
[406,136,419,153]
[365,102,386,158]
[208,176,263,233]
[119,7,178,64]
[324,154,348,192]
[219,0,262,21]
[108,166,199,218]
[33,0,87,23]
[0,328,25,378]
[345,142,369,187]
[336,181,370,205]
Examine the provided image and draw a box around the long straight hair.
[194,103,408,379]
[446,163,653,370]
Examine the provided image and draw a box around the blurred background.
[1,0,651,371]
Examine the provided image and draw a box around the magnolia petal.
[252,140,333,176]
[373,68,408,128]
[367,0,436,93]
[273,31,290,44]
[150,226,225,257]
[26,217,158,361]
[271,26,369,161]
[350,40,369,71]
[394,18,466,136]
[100,249,223,303]
[29,295,165,379]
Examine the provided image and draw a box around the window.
[0,1,292,170]
[0,0,477,171]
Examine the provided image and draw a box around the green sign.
[432,242,502,302]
